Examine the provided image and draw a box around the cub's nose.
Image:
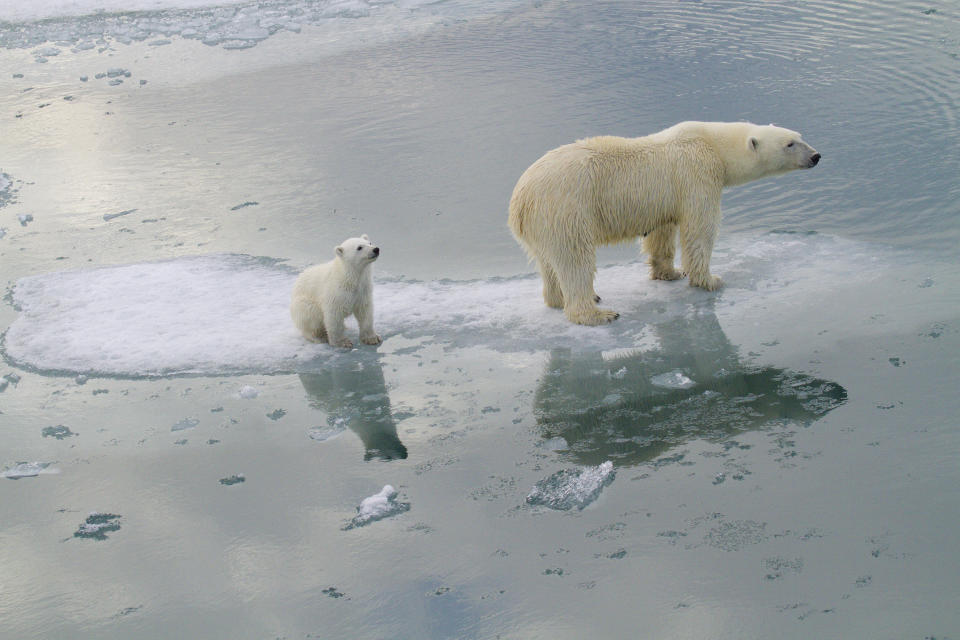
[373,246,380,256]
[809,153,821,167]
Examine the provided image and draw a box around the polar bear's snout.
[807,152,821,168]
[372,246,380,257]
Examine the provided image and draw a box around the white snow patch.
[3,461,59,479]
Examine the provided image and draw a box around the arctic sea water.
[1,1,958,638]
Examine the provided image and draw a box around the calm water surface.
[1,1,958,638]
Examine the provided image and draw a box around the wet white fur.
[508,121,819,325]
[290,235,381,348]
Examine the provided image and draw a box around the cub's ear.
[749,137,760,151]
[336,245,344,256]
[361,234,370,241]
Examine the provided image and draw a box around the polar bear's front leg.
[323,308,353,349]
[554,253,619,325]
[680,211,723,292]
[355,304,381,346]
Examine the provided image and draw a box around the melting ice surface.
[526,461,615,511]
[344,484,410,530]
[1,234,892,378]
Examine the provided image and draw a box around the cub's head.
[335,234,380,267]
[747,124,820,175]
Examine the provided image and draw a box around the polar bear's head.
[743,124,820,180]
[708,122,819,186]
[335,234,380,268]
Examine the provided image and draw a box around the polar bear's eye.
[787,142,795,148]
[356,246,362,251]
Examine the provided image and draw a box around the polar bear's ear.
[361,234,370,241]
[749,137,760,151]
[336,245,344,256]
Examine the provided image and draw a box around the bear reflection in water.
[299,355,406,461]
[534,313,846,467]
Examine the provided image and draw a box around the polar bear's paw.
[689,273,723,291]
[361,333,382,346]
[650,266,683,281]
[567,307,620,326]
[334,337,354,349]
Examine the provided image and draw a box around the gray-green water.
[1,1,959,638]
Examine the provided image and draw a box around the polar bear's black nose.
[809,153,821,166]
[373,246,380,256]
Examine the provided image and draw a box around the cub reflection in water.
[534,313,846,467]
[299,355,406,461]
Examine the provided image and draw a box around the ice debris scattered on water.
[74,512,121,540]
[343,485,410,530]
[3,461,58,479]
[526,461,616,511]
[219,474,245,486]
[650,370,696,389]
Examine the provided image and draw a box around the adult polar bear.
[508,121,820,325]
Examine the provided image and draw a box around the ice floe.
[526,461,615,511]
[0,235,896,377]
[343,484,410,529]
[2,461,59,479]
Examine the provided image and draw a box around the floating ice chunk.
[237,385,259,399]
[18,213,33,226]
[526,461,615,511]
[308,422,347,442]
[219,474,245,485]
[650,370,696,389]
[171,417,199,431]
[74,512,121,540]
[3,461,58,479]
[344,484,410,530]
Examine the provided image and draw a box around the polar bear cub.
[291,235,381,348]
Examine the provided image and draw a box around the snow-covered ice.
[526,461,616,511]
[0,235,893,378]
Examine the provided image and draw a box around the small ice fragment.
[42,424,76,439]
[18,214,33,226]
[75,375,88,385]
[74,512,121,539]
[611,366,628,379]
[650,370,696,389]
[171,417,199,432]
[79,76,88,82]
[266,408,285,420]
[3,461,57,479]
[308,424,346,442]
[237,385,258,399]
[219,474,245,485]
[526,461,615,511]
[344,485,410,530]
